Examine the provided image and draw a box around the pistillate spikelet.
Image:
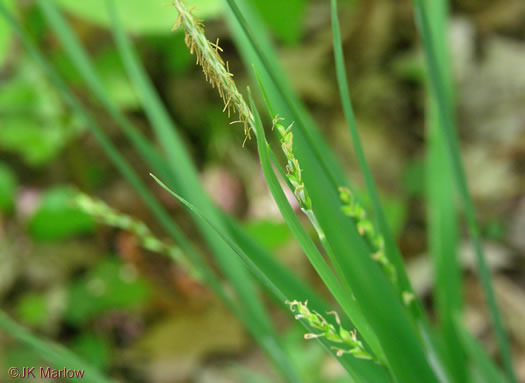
[273,115,324,238]
[338,187,396,284]
[286,300,375,361]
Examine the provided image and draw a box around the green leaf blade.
[412,1,516,381]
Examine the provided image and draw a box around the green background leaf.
[253,0,306,45]
[55,0,222,34]
[29,186,95,241]
[65,257,150,325]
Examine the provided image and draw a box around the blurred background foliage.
[0,0,524,382]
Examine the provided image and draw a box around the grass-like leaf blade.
[150,173,392,383]
[0,311,115,383]
[223,0,349,189]
[248,85,387,364]
[412,1,516,381]
[423,1,465,382]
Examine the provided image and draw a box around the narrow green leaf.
[297,138,438,382]
[37,0,173,190]
[412,2,516,381]
[105,3,303,381]
[223,0,349,189]
[0,311,115,383]
[455,321,508,383]
[1,6,304,382]
[423,1,465,382]
[150,173,392,383]
[330,0,428,326]
[248,85,386,364]
[331,2,455,380]
[103,0,274,333]
[223,216,336,315]
[107,6,331,326]
[0,2,233,337]
[38,4,281,364]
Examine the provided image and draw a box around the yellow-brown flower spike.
[171,0,254,141]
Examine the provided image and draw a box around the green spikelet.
[75,193,200,280]
[338,187,396,284]
[286,300,375,361]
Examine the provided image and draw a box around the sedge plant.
[0,0,516,382]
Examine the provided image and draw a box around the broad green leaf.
[94,48,140,109]
[16,293,49,328]
[65,257,150,325]
[253,0,306,45]
[55,0,222,34]
[69,334,112,371]
[29,186,95,241]
[0,62,82,166]
[0,124,65,166]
